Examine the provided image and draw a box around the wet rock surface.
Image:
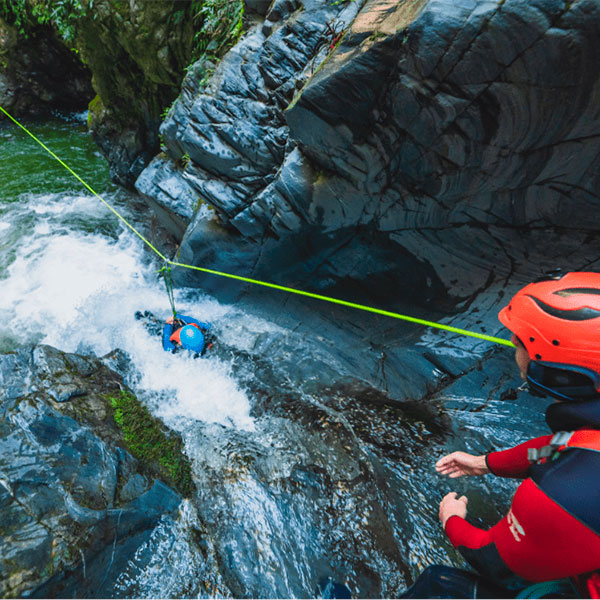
[124,3,600,586]
[0,310,554,598]
[136,0,600,399]
[154,329,553,597]
[152,0,364,219]
[134,152,200,233]
[3,0,600,596]
[0,346,181,598]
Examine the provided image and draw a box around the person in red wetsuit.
[402,271,600,599]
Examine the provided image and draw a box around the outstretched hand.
[436,451,490,478]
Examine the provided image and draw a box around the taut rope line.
[0,105,514,348]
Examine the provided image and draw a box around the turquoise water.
[0,113,111,201]
[0,114,117,287]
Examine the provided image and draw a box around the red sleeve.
[445,479,600,583]
[486,435,552,478]
[445,515,492,548]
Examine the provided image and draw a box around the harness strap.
[528,431,574,463]
[528,429,600,464]
[169,322,203,346]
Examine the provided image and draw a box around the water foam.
[0,190,254,429]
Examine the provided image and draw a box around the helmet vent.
[554,287,600,298]
[552,340,560,346]
[527,295,600,321]
[529,336,535,342]
[535,354,542,360]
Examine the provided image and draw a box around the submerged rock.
[0,345,183,598]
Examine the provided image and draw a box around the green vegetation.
[369,31,386,41]
[30,0,86,42]
[161,101,174,120]
[162,0,244,125]
[108,390,195,498]
[87,93,102,126]
[1,0,243,58]
[0,0,30,35]
[0,0,86,42]
[190,0,244,62]
[179,152,190,168]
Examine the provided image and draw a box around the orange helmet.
[499,271,600,399]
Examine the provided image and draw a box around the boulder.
[0,345,182,598]
[134,0,600,394]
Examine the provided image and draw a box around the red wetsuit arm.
[445,479,600,584]
[486,435,553,478]
[445,515,492,548]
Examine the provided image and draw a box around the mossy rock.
[87,93,105,128]
[106,390,195,498]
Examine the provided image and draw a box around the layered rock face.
[136,0,365,226]
[0,346,182,598]
[0,18,92,116]
[137,0,600,340]
[284,0,600,297]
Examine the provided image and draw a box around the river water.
[0,115,552,598]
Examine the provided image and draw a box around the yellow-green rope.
[0,105,515,348]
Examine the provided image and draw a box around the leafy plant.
[190,0,244,63]
[0,0,31,35]
[161,101,174,120]
[179,152,190,168]
[31,0,86,42]
[0,0,86,41]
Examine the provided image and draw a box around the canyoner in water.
[152,264,215,356]
[135,311,215,356]
[163,314,214,355]
[402,271,600,599]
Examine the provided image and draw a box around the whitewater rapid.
[0,188,259,430]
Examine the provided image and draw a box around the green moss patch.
[108,390,195,498]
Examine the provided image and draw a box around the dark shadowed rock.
[135,0,600,398]
[0,18,92,117]
[244,0,273,17]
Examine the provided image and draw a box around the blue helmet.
[178,325,205,353]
